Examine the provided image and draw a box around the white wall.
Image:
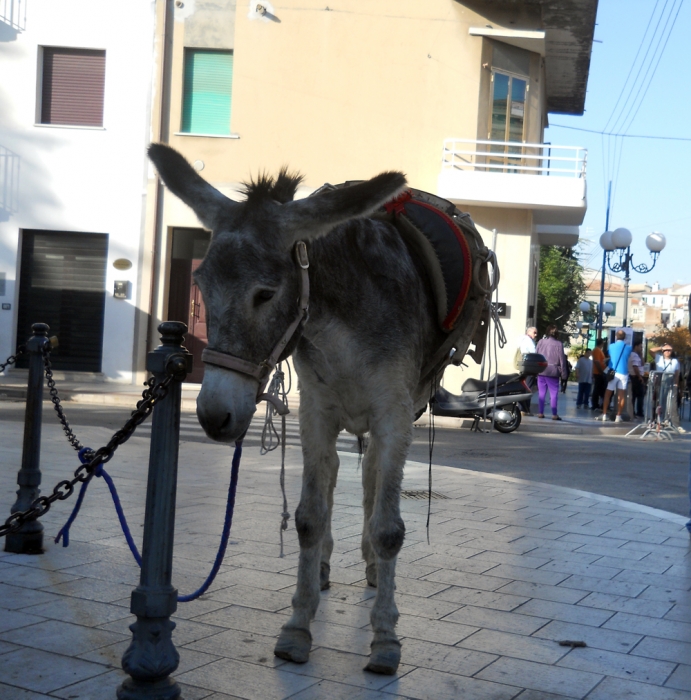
[0,0,155,381]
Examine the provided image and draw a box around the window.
[181,49,233,135]
[40,48,106,127]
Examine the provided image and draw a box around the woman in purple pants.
[535,324,569,420]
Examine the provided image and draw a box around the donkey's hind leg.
[364,402,412,675]
[360,437,378,588]
[274,401,340,664]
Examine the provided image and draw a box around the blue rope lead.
[55,442,243,603]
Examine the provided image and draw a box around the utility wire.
[548,124,691,142]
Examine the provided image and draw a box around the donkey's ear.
[148,144,237,231]
[280,172,407,243]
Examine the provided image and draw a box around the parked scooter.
[429,353,547,433]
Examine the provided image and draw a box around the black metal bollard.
[117,322,192,700]
[5,323,51,554]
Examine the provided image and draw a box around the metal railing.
[441,138,587,178]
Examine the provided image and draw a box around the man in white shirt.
[517,327,537,415]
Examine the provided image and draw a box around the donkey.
[149,144,472,675]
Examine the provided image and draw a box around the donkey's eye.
[254,289,276,305]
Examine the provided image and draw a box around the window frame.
[36,45,107,129]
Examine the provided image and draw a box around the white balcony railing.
[441,139,587,179]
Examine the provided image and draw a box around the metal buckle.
[295,241,309,269]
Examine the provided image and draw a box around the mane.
[240,166,304,205]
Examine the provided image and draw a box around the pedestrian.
[516,326,538,415]
[561,357,572,394]
[590,338,607,410]
[535,324,568,420]
[575,349,593,409]
[598,329,632,423]
[629,342,645,418]
[650,342,681,385]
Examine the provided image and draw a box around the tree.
[648,326,691,358]
[537,245,586,340]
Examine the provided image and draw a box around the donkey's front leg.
[274,404,339,664]
[364,404,412,675]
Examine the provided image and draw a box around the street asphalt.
[1,398,690,519]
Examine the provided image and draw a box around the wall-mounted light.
[249,1,281,23]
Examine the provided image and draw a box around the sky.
[543,0,690,291]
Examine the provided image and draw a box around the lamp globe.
[611,227,633,249]
[600,231,616,251]
[646,231,666,253]
[603,302,614,315]
[579,301,591,313]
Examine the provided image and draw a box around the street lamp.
[596,228,665,333]
[581,301,612,345]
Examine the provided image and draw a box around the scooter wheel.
[493,404,522,433]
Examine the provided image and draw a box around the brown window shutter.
[41,48,106,127]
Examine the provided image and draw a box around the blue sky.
[543,0,690,289]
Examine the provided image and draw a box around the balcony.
[437,139,587,240]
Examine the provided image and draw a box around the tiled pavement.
[1,418,691,699]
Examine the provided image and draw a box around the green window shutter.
[182,49,233,135]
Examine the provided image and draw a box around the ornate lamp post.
[597,229,665,332]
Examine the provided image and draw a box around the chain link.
[0,373,175,539]
[0,345,26,374]
[42,347,85,453]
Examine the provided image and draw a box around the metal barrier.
[1,321,193,698]
[626,371,682,440]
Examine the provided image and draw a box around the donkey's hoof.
[320,562,331,590]
[274,628,312,664]
[365,639,401,675]
[366,562,377,588]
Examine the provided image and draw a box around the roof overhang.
[469,27,546,56]
[460,0,599,115]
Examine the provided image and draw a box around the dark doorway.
[167,228,211,383]
[16,230,108,372]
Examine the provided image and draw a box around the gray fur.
[149,144,446,674]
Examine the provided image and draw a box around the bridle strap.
[201,241,310,411]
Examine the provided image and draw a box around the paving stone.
[396,636,496,675]
[192,604,290,638]
[205,584,293,612]
[183,628,290,667]
[556,574,647,597]
[613,568,691,591]
[587,676,691,699]
[395,613,477,646]
[532,620,642,653]
[0,647,106,693]
[37,577,135,603]
[496,580,589,605]
[556,645,675,685]
[21,597,130,627]
[475,656,602,697]
[442,605,549,636]
[666,664,691,692]
[408,552,499,575]
[578,591,673,618]
[312,598,372,628]
[603,611,691,643]
[288,679,401,699]
[458,628,569,664]
[0,619,127,656]
[432,585,530,611]
[482,564,571,587]
[0,683,54,699]
[422,567,512,591]
[177,657,318,698]
[0,609,45,634]
[381,666,519,700]
[0,640,20,655]
[513,689,579,700]
[631,635,691,665]
[0,583,62,610]
[0,564,82,589]
[513,599,614,626]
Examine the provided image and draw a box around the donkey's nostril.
[220,413,231,430]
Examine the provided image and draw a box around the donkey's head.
[149,144,406,442]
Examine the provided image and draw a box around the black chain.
[0,373,174,539]
[43,347,84,454]
[0,346,26,374]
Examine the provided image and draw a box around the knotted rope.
[260,362,291,557]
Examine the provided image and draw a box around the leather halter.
[200,241,310,414]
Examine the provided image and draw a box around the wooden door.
[185,259,207,383]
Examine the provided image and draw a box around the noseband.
[200,241,310,415]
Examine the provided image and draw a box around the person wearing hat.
[650,342,681,386]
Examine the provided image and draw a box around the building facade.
[2,0,597,388]
[0,0,156,381]
[139,0,597,391]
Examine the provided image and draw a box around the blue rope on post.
[55,441,243,602]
